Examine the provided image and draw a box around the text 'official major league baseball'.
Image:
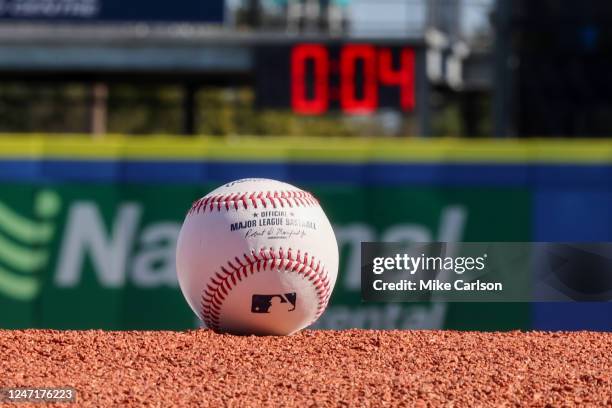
[230,210,318,240]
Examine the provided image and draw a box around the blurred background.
[2,0,612,138]
[0,0,610,331]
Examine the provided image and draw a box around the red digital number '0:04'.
[291,44,415,115]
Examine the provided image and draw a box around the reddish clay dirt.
[0,329,610,407]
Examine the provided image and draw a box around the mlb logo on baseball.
[251,293,297,313]
[176,178,339,335]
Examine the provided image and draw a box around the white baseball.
[176,178,339,335]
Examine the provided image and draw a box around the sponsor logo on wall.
[0,191,61,300]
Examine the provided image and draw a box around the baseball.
[176,178,339,335]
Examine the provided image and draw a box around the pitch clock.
[255,43,417,115]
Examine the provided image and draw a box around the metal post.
[493,0,512,137]
[90,82,108,137]
[417,48,431,137]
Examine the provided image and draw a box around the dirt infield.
[0,330,610,407]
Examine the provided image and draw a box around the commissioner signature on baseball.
[245,227,309,240]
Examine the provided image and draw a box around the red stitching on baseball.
[199,247,331,332]
[188,190,319,215]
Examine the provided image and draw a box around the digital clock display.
[255,43,417,115]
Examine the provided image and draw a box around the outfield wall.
[0,136,611,330]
